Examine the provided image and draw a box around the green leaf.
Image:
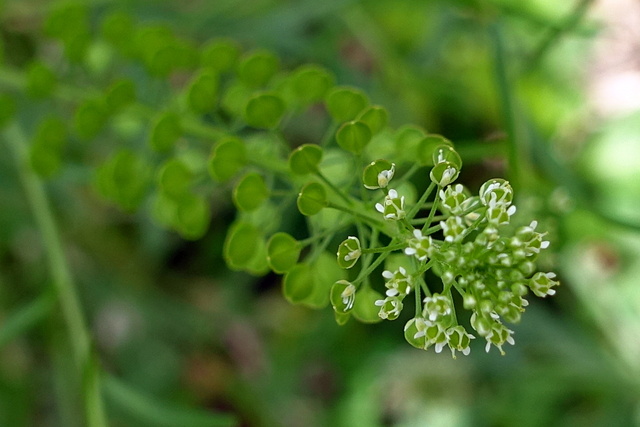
[297,182,327,216]
[362,159,394,190]
[266,232,300,274]
[325,86,368,122]
[0,292,55,349]
[336,121,372,154]
[104,374,237,427]
[357,105,388,135]
[187,70,218,114]
[244,93,285,129]
[282,263,314,304]
[201,38,241,72]
[233,173,269,212]
[157,159,192,199]
[149,112,182,152]
[208,137,247,182]
[224,221,262,270]
[290,64,335,104]
[238,50,279,88]
[288,144,323,175]
[352,286,383,324]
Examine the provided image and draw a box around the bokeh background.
[1,0,640,426]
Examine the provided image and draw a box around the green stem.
[354,247,395,285]
[421,186,441,233]
[316,171,353,205]
[414,278,422,318]
[407,182,436,220]
[490,22,530,190]
[326,202,385,229]
[3,122,107,427]
[362,242,406,254]
[298,221,350,246]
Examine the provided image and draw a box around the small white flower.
[341,284,356,310]
[377,164,395,188]
[375,189,405,221]
[528,272,559,297]
[382,266,412,297]
[404,228,433,261]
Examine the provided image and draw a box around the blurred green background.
[1,0,640,426]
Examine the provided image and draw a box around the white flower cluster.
[344,152,559,358]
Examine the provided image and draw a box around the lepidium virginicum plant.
[0,4,559,359]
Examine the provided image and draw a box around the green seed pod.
[237,50,279,88]
[336,237,361,269]
[430,161,459,187]
[296,182,327,216]
[416,135,453,166]
[325,86,368,122]
[33,116,67,150]
[362,159,395,189]
[283,263,315,304]
[105,79,136,113]
[208,137,247,182]
[288,144,323,175]
[187,70,218,114]
[352,286,384,324]
[157,158,192,199]
[232,172,269,212]
[201,38,241,72]
[336,121,372,154]
[330,280,356,313]
[266,232,301,274]
[173,193,210,240]
[357,105,388,135]
[101,11,135,54]
[290,64,335,104]
[26,61,57,98]
[244,92,285,129]
[74,98,108,140]
[149,112,181,152]
[224,221,263,271]
[432,145,462,168]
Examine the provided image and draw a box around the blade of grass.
[490,21,533,190]
[103,374,237,427]
[0,290,56,349]
[526,0,595,71]
[3,122,108,427]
